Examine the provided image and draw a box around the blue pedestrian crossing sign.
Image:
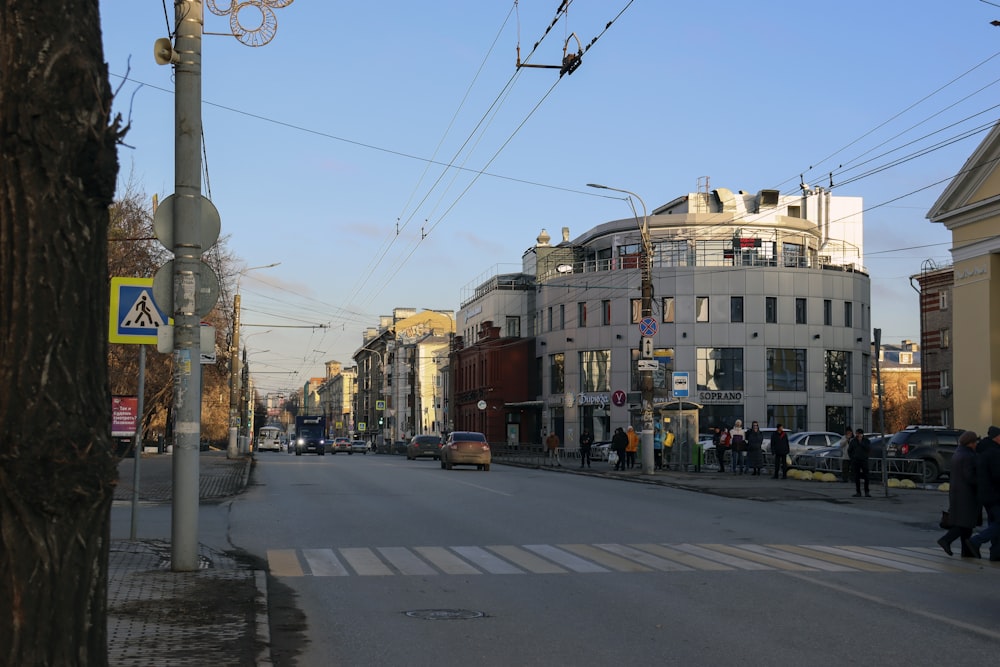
[109,277,171,344]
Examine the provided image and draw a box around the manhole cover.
[404,609,485,620]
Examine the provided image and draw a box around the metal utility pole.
[588,184,655,474]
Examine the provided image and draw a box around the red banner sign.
[112,396,138,437]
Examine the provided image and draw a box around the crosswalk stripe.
[768,544,893,572]
[524,544,609,573]
[486,545,567,574]
[837,546,968,573]
[340,547,393,576]
[633,543,733,571]
[900,546,1000,570]
[267,549,304,577]
[743,544,854,572]
[806,546,937,572]
[451,546,524,574]
[414,546,482,575]
[559,544,652,573]
[707,544,816,571]
[302,548,349,576]
[594,543,692,572]
[378,547,438,576]
[672,543,772,570]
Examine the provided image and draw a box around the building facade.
[911,262,954,426]
[460,184,872,453]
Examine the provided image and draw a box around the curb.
[254,570,273,667]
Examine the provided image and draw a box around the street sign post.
[672,371,690,398]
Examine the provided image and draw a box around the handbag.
[939,510,951,530]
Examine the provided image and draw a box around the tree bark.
[0,1,121,664]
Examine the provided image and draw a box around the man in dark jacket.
[849,428,872,498]
[770,424,790,479]
[966,426,1000,560]
[579,429,593,469]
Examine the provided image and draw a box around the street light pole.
[588,183,655,474]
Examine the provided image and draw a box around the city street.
[227,454,1000,666]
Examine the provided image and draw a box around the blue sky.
[101,1,999,395]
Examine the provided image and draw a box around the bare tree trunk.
[0,1,121,664]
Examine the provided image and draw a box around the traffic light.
[378,417,384,426]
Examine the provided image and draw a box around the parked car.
[440,431,491,471]
[786,431,843,457]
[885,426,966,482]
[331,437,351,454]
[349,439,369,454]
[407,434,443,460]
[393,440,409,455]
[793,437,889,472]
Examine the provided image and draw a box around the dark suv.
[885,426,966,483]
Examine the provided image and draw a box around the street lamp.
[587,183,655,475]
[229,262,280,458]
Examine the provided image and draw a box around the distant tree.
[873,374,922,433]
[0,0,122,664]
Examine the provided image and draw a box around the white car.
[786,431,843,457]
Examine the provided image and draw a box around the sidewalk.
[109,451,268,667]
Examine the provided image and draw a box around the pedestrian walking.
[545,430,561,467]
[611,427,628,471]
[730,420,747,475]
[579,429,593,469]
[838,428,854,483]
[770,424,790,479]
[653,425,664,470]
[965,426,1000,561]
[937,430,979,557]
[711,426,725,472]
[745,421,764,476]
[849,428,871,497]
[625,425,639,469]
[662,427,675,470]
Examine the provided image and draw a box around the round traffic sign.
[639,316,658,337]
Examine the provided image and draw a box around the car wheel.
[921,459,940,483]
[445,461,453,470]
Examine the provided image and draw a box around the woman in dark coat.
[745,421,765,476]
[938,430,980,556]
[611,427,628,471]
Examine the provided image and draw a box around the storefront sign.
[577,393,610,408]
[698,391,743,403]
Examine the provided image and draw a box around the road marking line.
[708,544,816,571]
[633,543,733,571]
[340,547,393,576]
[672,544,771,570]
[450,546,524,574]
[901,546,1000,569]
[594,544,693,572]
[743,544,855,571]
[486,545,567,574]
[806,546,936,572]
[414,546,482,575]
[267,549,304,577]
[302,548,349,576]
[377,547,438,576]
[559,544,652,573]
[523,544,609,573]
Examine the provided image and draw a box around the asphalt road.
[230,452,1000,666]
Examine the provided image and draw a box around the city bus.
[258,425,284,452]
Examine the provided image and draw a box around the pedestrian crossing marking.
[266,543,1000,578]
[768,544,892,572]
[486,545,567,574]
[559,544,652,573]
[267,549,304,577]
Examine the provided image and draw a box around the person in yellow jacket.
[626,425,640,469]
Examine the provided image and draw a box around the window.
[579,350,611,392]
[939,290,949,310]
[765,297,778,324]
[862,353,870,396]
[940,328,950,349]
[783,241,805,267]
[578,302,587,327]
[602,300,611,325]
[767,348,806,391]
[730,296,744,323]
[506,316,520,338]
[787,205,801,218]
[631,299,642,324]
[766,404,807,431]
[662,297,675,323]
[844,301,853,327]
[825,350,851,393]
[907,381,918,399]
[559,304,565,330]
[825,405,851,435]
[550,353,564,394]
[940,369,949,389]
[696,297,710,322]
[697,348,744,391]
[899,352,913,365]
[823,299,832,326]
[547,307,553,332]
[795,298,807,324]
[656,240,690,267]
